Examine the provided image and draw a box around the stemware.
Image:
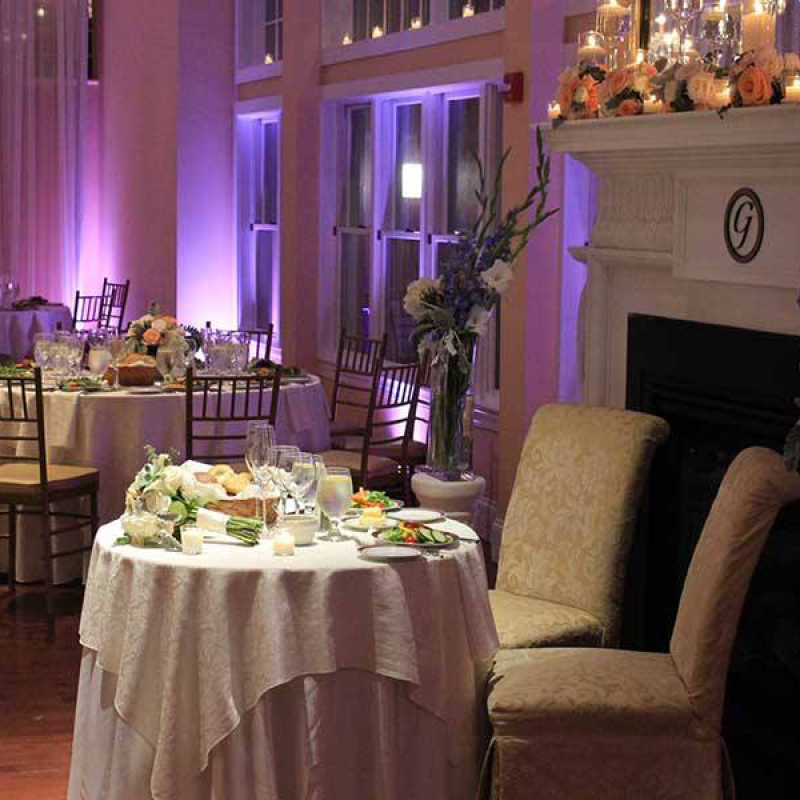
[244,422,278,536]
[289,453,316,513]
[87,330,113,377]
[108,333,128,390]
[33,333,55,375]
[298,455,325,518]
[273,445,301,514]
[317,467,354,542]
[56,331,83,379]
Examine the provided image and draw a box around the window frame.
[235,0,285,83]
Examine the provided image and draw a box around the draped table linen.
[0,377,330,582]
[0,304,73,360]
[68,520,498,800]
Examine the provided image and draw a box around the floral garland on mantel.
[552,45,800,121]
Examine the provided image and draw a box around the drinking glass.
[56,331,83,378]
[298,455,325,517]
[108,334,128,390]
[155,346,175,384]
[33,333,55,375]
[232,332,251,373]
[87,330,112,378]
[317,467,354,542]
[273,445,301,514]
[245,422,278,536]
[290,453,316,513]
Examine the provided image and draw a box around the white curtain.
[0,0,87,303]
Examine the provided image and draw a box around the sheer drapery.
[0,0,87,303]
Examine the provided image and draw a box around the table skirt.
[69,649,488,800]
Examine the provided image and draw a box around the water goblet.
[317,467,354,542]
[108,334,128,390]
[245,422,278,536]
[273,445,301,514]
[33,333,55,376]
[87,330,112,378]
[290,453,316,513]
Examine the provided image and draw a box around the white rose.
[687,71,716,107]
[183,478,226,503]
[573,85,588,104]
[150,318,167,333]
[162,465,187,494]
[480,259,514,295]
[755,45,783,79]
[139,314,155,324]
[122,513,160,545]
[403,277,441,319]
[466,306,491,337]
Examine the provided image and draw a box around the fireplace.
[626,313,800,798]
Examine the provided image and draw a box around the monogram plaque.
[723,188,764,265]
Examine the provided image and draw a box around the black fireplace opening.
[626,314,800,799]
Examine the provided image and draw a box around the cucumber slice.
[432,530,449,545]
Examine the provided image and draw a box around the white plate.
[124,386,163,394]
[387,509,444,524]
[342,517,394,533]
[358,544,422,561]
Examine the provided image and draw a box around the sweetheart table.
[68,520,498,800]
[0,377,330,583]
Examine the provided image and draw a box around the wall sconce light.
[401,163,423,199]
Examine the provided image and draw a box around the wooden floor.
[0,584,82,800]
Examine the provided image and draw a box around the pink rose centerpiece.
[125,306,202,356]
[730,46,784,107]
[651,60,727,113]
[597,63,656,117]
[553,63,606,120]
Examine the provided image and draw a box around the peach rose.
[580,75,599,112]
[617,98,641,117]
[607,68,635,96]
[143,328,162,346]
[159,315,178,327]
[556,81,574,113]
[738,65,772,106]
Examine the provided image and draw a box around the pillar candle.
[181,527,204,555]
[273,531,295,556]
[742,5,776,51]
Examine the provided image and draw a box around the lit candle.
[682,35,699,61]
[643,94,662,113]
[462,3,475,17]
[655,12,667,29]
[578,33,607,62]
[263,53,273,64]
[548,101,561,120]
[597,0,630,18]
[181,527,204,556]
[784,76,800,102]
[371,24,384,38]
[410,16,422,29]
[635,48,646,64]
[273,531,295,556]
[714,79,732,107]
[342,32,352,45]
[741,0,776,51]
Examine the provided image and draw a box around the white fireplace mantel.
[545,106,800,408]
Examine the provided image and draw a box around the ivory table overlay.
[68,520,498,800]
[0,304,72,360]
[0,376,330,582]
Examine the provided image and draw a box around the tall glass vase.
[426,342,476,481]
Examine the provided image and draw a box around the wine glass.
[56,331,83,379]
[290,453,316,513]
[87,330,112,378]
[108,334,128,390]
[298,455,325,518]
[245,422,277,537]
[33,333,55,375]
[317,467,354,542]
[274,445,301,514]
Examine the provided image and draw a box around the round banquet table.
[0,376,331,582]
[68,519,499,800]
[0,304,73,360]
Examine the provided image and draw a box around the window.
[351,0,430,41]
[237,114,281,337]
[449,0,504,18]
[326,84,502,407]
[238,0,283,69]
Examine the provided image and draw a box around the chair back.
[185,366,282,463]
[242,326,274,363]
[330,330,387,424]
[670,447,800,733]
[496,404,670,646]
[72,291,105,329]
[359,358,425,480]
[101,278,130,333]
[0,368,48,485]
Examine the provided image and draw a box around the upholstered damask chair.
[490,404,669,651]
[485,447,800,800]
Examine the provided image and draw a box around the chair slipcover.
[491,404,669,650]
[487,447,800,800]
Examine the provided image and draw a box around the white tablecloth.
[68,520,498,800]
[0,377,331,582]
[0,304,72,360]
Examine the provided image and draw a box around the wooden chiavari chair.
[185,366,283,464]
[320,358,425,503]
[101,278,131,333]
[0,368,99,638]
[72,291,105,329]
[329,330,387,439]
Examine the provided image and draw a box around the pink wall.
[176,0,237,330]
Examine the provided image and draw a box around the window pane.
[387,0,402,33]
[265,22,277,62]
[266,0,277,23]
[370,0,384,33]
[259,122,279,225]
[255,230,274,329]
[340,234,372,339]
[354,0,368,40]
[346,106,372,228]
[385,238,419,363]
[393,104,422,231]
[447,97,480,234]
[435,241,461,276]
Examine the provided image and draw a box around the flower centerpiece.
[403,129,558,479]
[730,45,785,106]
[125,304,203,356]
[555,63,606,120]
[653,60,726,112]
[117,447,262,547]
[597,61,658,117]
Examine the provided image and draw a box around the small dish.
[124,386,163,395]
[342,517,394,533]
[279,514,318,546]
[358,544,422,561]
[387,508,444,525]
